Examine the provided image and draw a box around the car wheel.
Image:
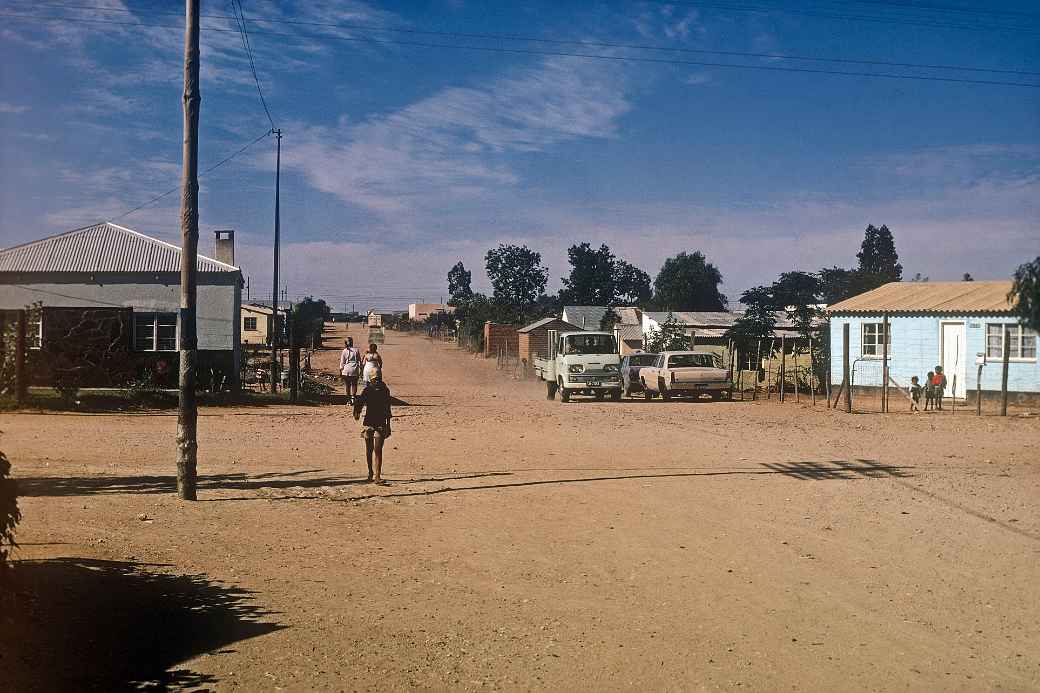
[595,391,605,401]
[610,389,622,402]
[642,380,652,400]
[546,381,557,400]
[560,383,570,402]
[659,378,671,401]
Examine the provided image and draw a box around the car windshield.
[628,354,658,367]
[668,353,722,368]
[563,334,618,355]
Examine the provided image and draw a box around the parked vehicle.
[639,351,731,401]
[533,331,623,402]
[621,352,659,397]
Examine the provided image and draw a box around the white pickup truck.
[639,351,731,401]
[533,331,623,402]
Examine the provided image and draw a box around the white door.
[940,322,967,399]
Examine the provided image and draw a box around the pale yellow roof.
[827,281,1013,314]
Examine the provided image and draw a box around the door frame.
[938,320,967,399]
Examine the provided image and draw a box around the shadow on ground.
[1,558,283,691]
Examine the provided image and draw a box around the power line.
[15,2,1040,75]
[4,12,1039,87]
[842,0,1040,20]
[113,129,272,220]
[229,0,275,130]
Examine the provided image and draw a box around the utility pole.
[176,0,201,501]
[269,127,282,392]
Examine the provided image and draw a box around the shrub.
[0,450,19,568]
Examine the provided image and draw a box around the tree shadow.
[16,470,514,498]
[1,558,284,691]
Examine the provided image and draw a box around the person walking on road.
[353,369,392,484]
[339,337,361,402]
[362,342,383,385]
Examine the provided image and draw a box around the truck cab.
[534,331,623,402]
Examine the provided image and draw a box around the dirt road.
[4,324,1039,691]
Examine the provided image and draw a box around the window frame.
[133,311,178,352]
[860,321,891,358]
[243,316,258,332]
[27,312,43,350]
[985,323,1037,362]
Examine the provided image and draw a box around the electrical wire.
[3,12,1038,87]
[113,129,272,221]
[229,0,276,130]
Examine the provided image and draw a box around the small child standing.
[909,375,922,413]
[924,371,935,410]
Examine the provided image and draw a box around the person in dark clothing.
[909,375,922,413]
[924,371,935,410]
[933,365,948,410]
[353,370,392,484]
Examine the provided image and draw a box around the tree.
[963,272,974,282]
[290,297,331,349]
[559,243,616,306]
[558,244,653,307]
[485,244,549,324]
[652,251,726,311]
[818,266,880,304]
[1010,257,1040,332]
[643,314,690,352]
[771,271,822,338]
[725,286,777,352]
[910,272,929,282]
[447,261,473,305]
[614,260,653,306]
[856,224,902,283]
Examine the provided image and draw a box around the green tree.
[643,314,690,352]
[290,297,330,349]
[857,224,902,284]
[771,271,822,338]
[1010,257,1040,331]
[558,244,652,307]
[962,272,974,282]
[652,251,726,311]
[485,244,549,323]
[447,261,473,305]
[614,260,653,306]
[725,286,777,353]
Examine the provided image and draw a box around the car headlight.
[603,364,618,372]
[568,364,585,373]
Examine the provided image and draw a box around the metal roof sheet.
[826,281,1014,314]
[613,324,644,340]
[518,317,580,333]
[0,222,238,273]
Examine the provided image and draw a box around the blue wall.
[829,315,1039,394]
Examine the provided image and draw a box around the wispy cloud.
[0,102,29,114]
[276,54,634,221]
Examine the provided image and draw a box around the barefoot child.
[924,371,935,410]
[909,375,922,413]
[353,370,392,484]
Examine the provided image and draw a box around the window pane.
[986,325,1003,358]
[1022,331,1037,359]
[156,313,176,351]
[134,313,155,351]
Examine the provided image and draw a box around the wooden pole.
[779,335,786,402]
[752,339,762,401]
[269,129,282,392]
[976,362,983,416]
[765,338,775,399]
[808,335,817,406]
[176,0,201,501]
[793,340,800,403]
[843,323,852,413]
[15,309,27,406]
[1000,324,1011,416]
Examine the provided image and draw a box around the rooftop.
[826,281,1014,314]
[0,222,239,274]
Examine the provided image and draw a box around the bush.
[0,450,19,568]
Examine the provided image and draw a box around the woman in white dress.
[362,343,383,385]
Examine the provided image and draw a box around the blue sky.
[0,0,1037,309]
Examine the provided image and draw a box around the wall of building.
[829,315,1038,394]
[241,306,272,345]
[0,272,240,351]
[484,323,518,358]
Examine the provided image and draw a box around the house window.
[244,316,258,331]
[861,322,891,357]
[27,313,43,349]
[986,324,1037,360]
[134,312,177,352]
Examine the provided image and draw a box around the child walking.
[924,371,935,410]
[909,376,922,413]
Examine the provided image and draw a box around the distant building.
[367,308,406,328]
[408,303,454,322]
[826,281,1037,402]
[0,223,242,389]
[241,303,287,346]
[517,317,581,363]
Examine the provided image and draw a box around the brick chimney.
[214,229,235,266]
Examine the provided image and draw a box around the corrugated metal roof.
[0,222,238,273]
[563,305,609,329]
[518,317,580,333]
[613,324,644,340]
[826,281,1014,314]
[645,310,803,329]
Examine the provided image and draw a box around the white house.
[0,222,243,389]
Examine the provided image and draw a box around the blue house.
[827,281,1038,403]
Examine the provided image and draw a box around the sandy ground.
[3,323,1039,692]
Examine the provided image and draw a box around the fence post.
[808,335,816,406]
[15,309,27,406]
[752,339,762,401]
[1000,324,1010,416]
[976,362,983,416]
[881,314,889,413]
[765,339,775,399]
[843,322,852,413]
[290,347,300,403]
[793,342,800,403]
[779,335,786,403]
